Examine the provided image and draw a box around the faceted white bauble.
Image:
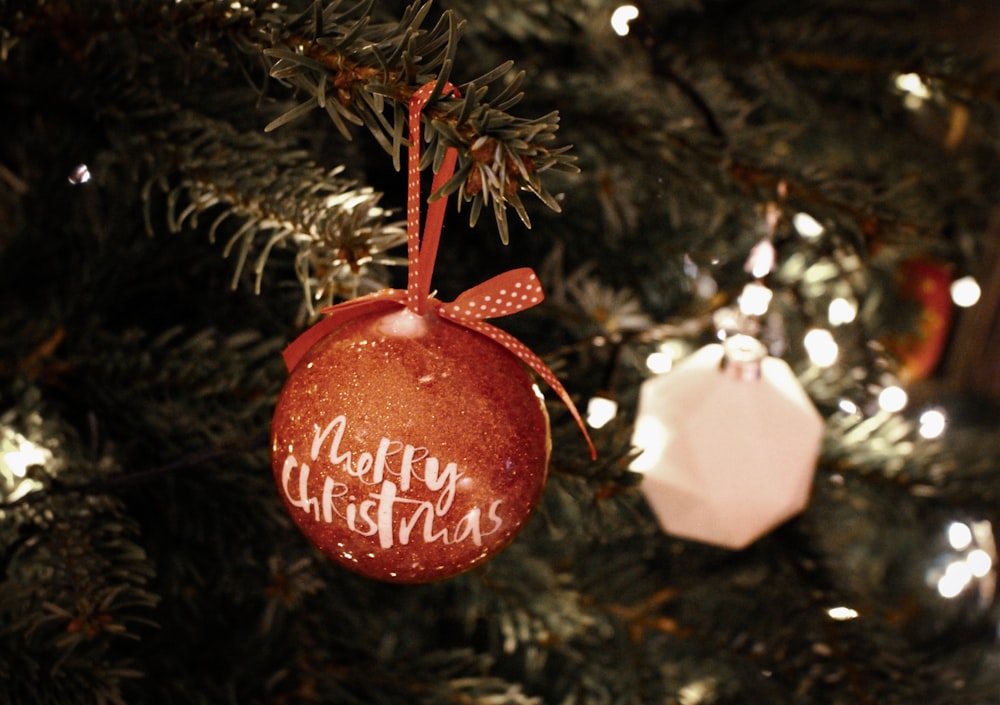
[631,336,823,549]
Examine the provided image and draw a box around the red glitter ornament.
[271,82,594,583]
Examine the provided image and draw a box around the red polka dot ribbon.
[283,81,595,460]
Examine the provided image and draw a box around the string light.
[948,522,973,551]
[937,561,973,598]
[894,72,931,111]
[838,399,859,415]
[933,520,996,600]
[646,340,689,374]
[645,351,673,374]
[792,212,824,240]
[610,5,640,36]
[918,408,947,439]
[967,549,993,578]
[803,328,838,367]
[738,282,773,316]
[586,396,618,429]
[745,239,776,279]
[1,428,51,478]
[827,297,857,325]
[877,385,908,413]
[895,73,931,98]
[1,427,52,505]
[678,679,714,705]
[826,606,859,621]
[950,275,981,308]
[67,163,91,184]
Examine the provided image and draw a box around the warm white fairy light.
[933,519,997,600]
[937,560,973,598]
[877,385,908,413]
[1,430,51,478]
[792,212,824,240]
[967,549,993,578]
[1,427,53,506]
[918,408,947,439]
[745,239,776,279]
[67,163,91,184]
[738,282,773,316]
[948,521,973,551]
[803,328,838,367]
[646,351,674,375]
[895,72,931,99]
[646,340,688,374]
[827,297,857,326]
[827,606,859,621]
[950,275,981,308]
[678,678,714,705]
[610,5,640,36]
[586,396,618,429]
[838,399,859,415]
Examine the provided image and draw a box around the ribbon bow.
[283,81,596,460]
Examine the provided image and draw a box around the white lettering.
[281,455,319,520]
[277,415,504,549]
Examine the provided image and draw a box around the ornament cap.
[377,306,432,338]
[720,334,766,381]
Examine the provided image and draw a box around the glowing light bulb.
[745,239,776,279]
[918,408,947,439]
[967,549,993,578]
[1,432,51,478]
[937,560,972,598]
[610,5,639,36]
[895,72,931,99]
[647,340,687,374]
[827,606,859,621]
[68,164,91,184]
[738,282,773,316]
[793,212,824,239]
[838,399,859,415]
[803,328,838,367]
[827,297,857,325]
[586,396,618,429]
[948,521,973,551]
[950,276,981,308]
[646,351,673,374]
[878,385,908,413]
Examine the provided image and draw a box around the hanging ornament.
[884,256,954,383]
[271,82,595,584]
[630,334,822,549]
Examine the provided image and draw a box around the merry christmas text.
[279,415,503,548]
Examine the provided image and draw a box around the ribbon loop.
[407,81,461,313]
[442,268,545,321]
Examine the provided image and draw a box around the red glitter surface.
[271,306,551,583]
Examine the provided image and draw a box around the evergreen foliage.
[2,0,999,703]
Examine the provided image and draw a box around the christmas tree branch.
[261,0,577,244]
[0,400,160,703]
[129,105,408,312]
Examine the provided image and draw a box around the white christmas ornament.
[630,335,823,549]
